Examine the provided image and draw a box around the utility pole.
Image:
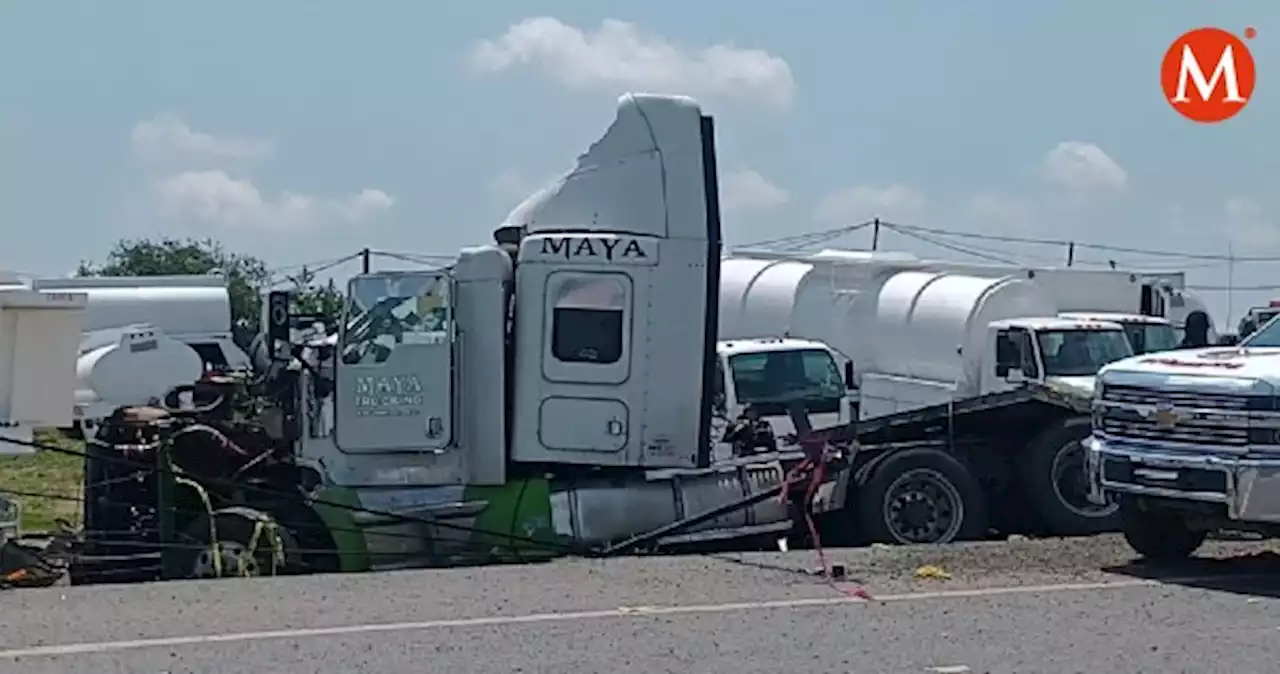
[1066,241,1075,267]
[871,218,881,251]
[361,247,371,274]
[1226,241,1235,326]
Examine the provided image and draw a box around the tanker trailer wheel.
[1020,418,1118,536]
[858,448,988,545]
[1120,499,1207,563]
[177,507,298,579]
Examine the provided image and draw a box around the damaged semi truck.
[67,93,1103,584]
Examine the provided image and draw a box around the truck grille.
[1100,384,1251,447]
[1102,384,1251,410]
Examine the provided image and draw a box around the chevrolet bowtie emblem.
[1153,405,1181,429]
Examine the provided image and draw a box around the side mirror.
[267,291,292,361]
[843,361,855,389]
[712,392,727,416]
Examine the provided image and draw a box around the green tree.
[284,269,346,331]
[77,238,270,348]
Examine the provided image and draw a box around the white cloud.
[813,184,926,224]
[153,170,394,230]
[1225,196,1279,248]
[721,169,789,213]
[1041,141,1128,194]
[470,17,795,111]
[131,113,274,163]
[967,193,1035,232]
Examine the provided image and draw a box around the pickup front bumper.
[1086,435,1280,523]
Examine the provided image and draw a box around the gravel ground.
[3,534,1280,673]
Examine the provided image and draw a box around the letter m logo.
[1172,44,1246,104]
[1161,27,1257,124]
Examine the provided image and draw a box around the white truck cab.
[982,316,1133,399]
[711,337,855,460]
[1059,312,1178,355]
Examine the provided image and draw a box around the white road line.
[0,575,1265,659]
[927,666,972,673]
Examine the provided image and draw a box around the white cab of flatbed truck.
[711,337,856,461]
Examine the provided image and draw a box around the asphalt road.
[4,535,1280,673]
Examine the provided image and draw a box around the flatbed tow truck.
[0,94,1100,586]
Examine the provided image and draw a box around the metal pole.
[871,219,881,251]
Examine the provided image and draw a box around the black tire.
[858,448,989,545]
[175,507,298,579]
[1120,501,1207,563]
[1020,417,1118,536]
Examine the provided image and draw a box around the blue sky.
[1,1,1276,325]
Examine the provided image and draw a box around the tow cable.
[780,430,873,601]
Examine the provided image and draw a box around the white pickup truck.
[1086,312,1280,560]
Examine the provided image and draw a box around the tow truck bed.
[831,384,1091,445]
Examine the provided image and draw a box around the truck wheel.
[1021,418,1118,536]
[1120,502,1207,563]
[176,507,298,579]
[858,448,988,545]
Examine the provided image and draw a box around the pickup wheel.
[1021,417,1118,536]
[858,448,988,545]
[1120,502,1207,562]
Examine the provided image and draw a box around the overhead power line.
[740,219,1280,264]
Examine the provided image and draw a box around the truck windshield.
[1036,329,1133,377]
[728,349,844,407]
[1242,315,1280,347]
[1120,322,1179,354]
[341,274,450,365]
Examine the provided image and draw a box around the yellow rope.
[173,476,220,578]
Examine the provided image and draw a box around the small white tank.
[76,324,204,413]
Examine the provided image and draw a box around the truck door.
[1013,328,1042,382]
[537,271,633,453]
[334,271,455,453]
[992,328,1041,389]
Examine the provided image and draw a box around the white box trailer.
[0,277,87,453]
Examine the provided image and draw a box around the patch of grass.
[0,429,84,532]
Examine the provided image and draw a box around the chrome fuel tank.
[549,459,802,546]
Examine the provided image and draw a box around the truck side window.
[995,330,1016,375]
[551,276,626,365]
[713,358,727,414]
